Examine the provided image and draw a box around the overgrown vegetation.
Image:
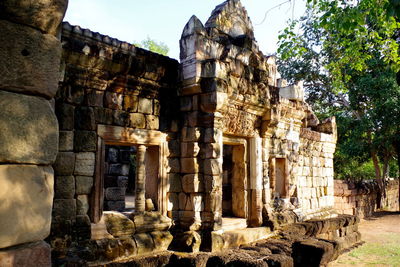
[135,37,169,56]
[277,0,400,188]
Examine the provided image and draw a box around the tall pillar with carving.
[0,1,68,265]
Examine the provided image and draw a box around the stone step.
[221,217,247,231]
[211,226,275,252]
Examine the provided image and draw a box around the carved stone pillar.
[135,145,147,212]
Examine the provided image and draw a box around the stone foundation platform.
[73,214,361,266]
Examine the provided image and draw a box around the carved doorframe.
[222,135,248,220]
[90,125,168,223]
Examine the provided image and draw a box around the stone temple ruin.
[0,0,362,266]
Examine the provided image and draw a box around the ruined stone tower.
[0,0,343,265]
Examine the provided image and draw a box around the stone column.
[269,158,276,196]
[135,145,147,212]
[283,159,290,199]
[0,1,68,266]
[249,136,263,226]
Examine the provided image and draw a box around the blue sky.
[65,0,306,59]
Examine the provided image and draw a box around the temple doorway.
[222,143,247,219]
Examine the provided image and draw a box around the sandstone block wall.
[295,128,336,218]
[51,22,179,260]
[334,179,399,218]
[0,0,342,263]
[0,1,67,266]
[177,0,338,236]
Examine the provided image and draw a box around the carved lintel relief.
[218,105,261,137]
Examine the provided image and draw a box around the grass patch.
[336,233,400,266]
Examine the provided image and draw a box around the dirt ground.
[329,211,400,267]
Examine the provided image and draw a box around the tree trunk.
[367,131,384,208]
[394,138,400,212]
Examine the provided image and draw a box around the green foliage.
[135,37,169,56]
[277,0,400,181]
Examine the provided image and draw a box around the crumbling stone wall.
[0,1,67,266]
[334,179,399,218]
[51,22,179,262]
[0,0,342,263]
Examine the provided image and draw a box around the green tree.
[277,0,400,200]
[135,37,169,56]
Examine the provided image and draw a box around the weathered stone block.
[179,192,191,211]
[76,195,89,215]
[105,187,126,201]
[0,91,58,164]
[182,127,201,142]
[151,231,173,252]
[181,157,199,174]
[204,175,221,192]
[167,158,179,173]
[53,199,76,222]
[167,173,181,193]
[203,128,221,143]
[0,20,61,98]
[116,237,137,258]
[75,176,94,195]
[168,193,179,211]
[74,152,95,176]
[131,212,172,233]
[113,110,129,126]
[130,113,146,128]
[0,0,68,35]
[134,233,155,255]
[168,140,180,157]
[94,107,114,125]
[108,147,119,163]
[75,107,96,130]
[0,241,51,267]
[109,164,130,176]
[74,130,97,152]
[124,95,138,112]
[203,158,222,175]
[54,175,75,199]
[146,115,159,130]
[117,176,129,188]
[53,152,75,176]
[103,211,135,237]
[104,92,123,110]
[181,142,200,157]
[138,98,153,114]
[182,174,204,193]
[56,103,75,130]
[0,165,54,248]
[86,89,104,107]
[59,131,74,151]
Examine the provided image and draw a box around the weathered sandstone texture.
[334,179,399,218]
[48,0,343,263]
[0,90,58,164]
[0,165,54,248]
[0,0,67,265]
